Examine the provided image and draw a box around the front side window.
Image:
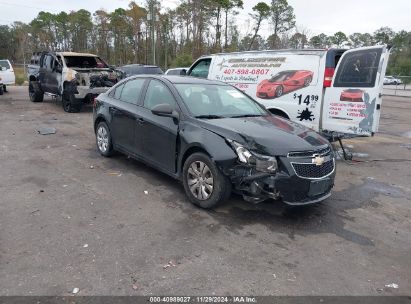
[334,49,382,87]
[120,79,146,104]
[143,80,177,110]
[176,84,266,118]
[189,59,211,78]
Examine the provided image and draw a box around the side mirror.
[151,103,179,119]
[180,69,187,76]
[1,67,6,71]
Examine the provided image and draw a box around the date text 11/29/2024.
[149,296,257,303]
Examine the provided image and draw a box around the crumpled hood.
[197,115,330,156]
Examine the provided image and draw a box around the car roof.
[57,52,98,57]
[130,75,227,85]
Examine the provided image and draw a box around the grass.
[13,66,27,85]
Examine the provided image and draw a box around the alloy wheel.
[187,161,214,200]
[97,125,109,153]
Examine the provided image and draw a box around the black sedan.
[93,76,336,208]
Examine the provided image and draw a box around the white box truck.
[186,46,391,140]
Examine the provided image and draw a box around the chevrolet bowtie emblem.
[312,155,325,166]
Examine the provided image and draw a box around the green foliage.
[0,1,410,75]
[269,0,295,48]
[172,53,193,67]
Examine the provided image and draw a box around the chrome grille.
[288,146,332,158]
[292,159,335,179]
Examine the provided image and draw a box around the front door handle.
[109,107,118,114]
[137,117,145,124]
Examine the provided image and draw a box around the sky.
[0,0,410,37]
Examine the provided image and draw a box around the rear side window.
[334,49,382,88]
[0,60,10,69]
[189,59,211,78]
[120,79,146,104]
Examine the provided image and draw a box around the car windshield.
[175,84,267,118]
[0,60,10,69]
[269,71,294,82]
[64,56,108,68]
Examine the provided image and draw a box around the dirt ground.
[0,86,410,296]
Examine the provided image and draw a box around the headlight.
[229,141,278,173]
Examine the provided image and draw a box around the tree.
[309,33,329,48]
[374,27,394,45]
[331,31,347,47]
[248,2,270,51]
[222,0,243,50]
[269,0,295,48]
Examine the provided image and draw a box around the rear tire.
[29,81,44,102]
[304,76,312,86]
[3,85,6,92]
[0,85,3,95]
[183,152,231,209]
[96,121,113,157]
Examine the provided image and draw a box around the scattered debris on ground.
[36,127,56,135]
[163,260,176,270]
[385,283,399,289]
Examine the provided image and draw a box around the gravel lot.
[0,86,410,296]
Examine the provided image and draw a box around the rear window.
[334,49,382,88]
[0,60,11,69]
[167,69,183,75]
[121,66,163,76]
[64,56,108,68]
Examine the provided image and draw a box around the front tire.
[29,81,44,102]
[62,83,82,113]
[275,85,283,98]
[183,153,231,209]
[96,121,113,157]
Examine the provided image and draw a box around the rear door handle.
[137,117,145,124]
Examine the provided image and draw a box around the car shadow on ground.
[93,149,409,246]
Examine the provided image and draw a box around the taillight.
[92,97,97,107]
[323,67,335,87]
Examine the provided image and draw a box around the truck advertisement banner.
[209,52,325,131]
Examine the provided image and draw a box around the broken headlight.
[230,141,277,174]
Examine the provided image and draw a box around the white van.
[186,46,391,139]
[0,59,16,92]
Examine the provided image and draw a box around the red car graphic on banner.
[340,89,366,102]
[256,70,313,99]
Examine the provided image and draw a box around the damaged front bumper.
[223,152,336,205]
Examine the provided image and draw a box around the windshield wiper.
[195,115,226,119]
[229,114,263,118]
